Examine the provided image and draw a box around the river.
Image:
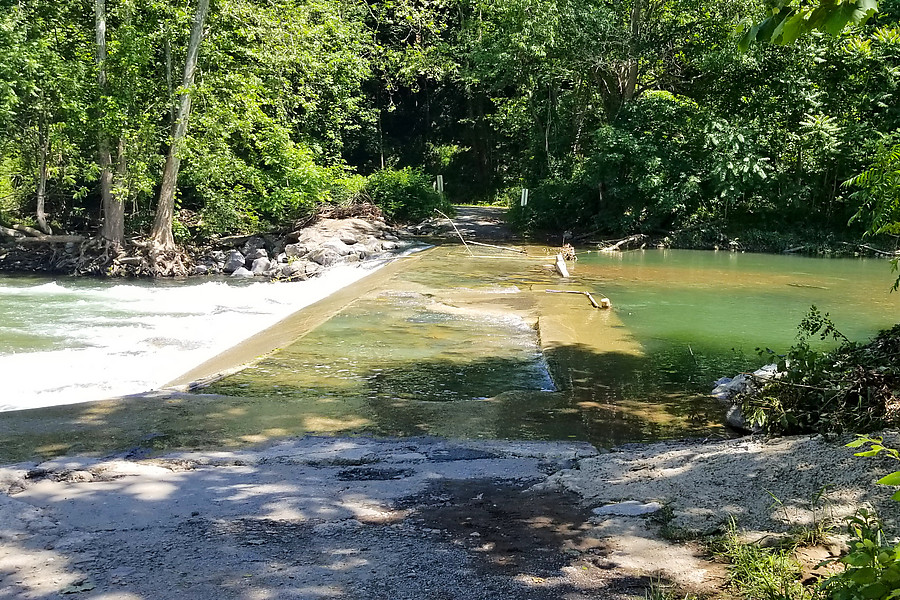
[0,247,897,458]
[0,261,393,411]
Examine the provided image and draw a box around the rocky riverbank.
[0,206,408,279]
[194,215,406,280]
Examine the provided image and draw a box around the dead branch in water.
[466,240,526,254]
[434,209,473,256]
[545,289,610,309]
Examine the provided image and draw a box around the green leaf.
[847,438,872,448]
[850,567,878,584]
[877,472,900,486]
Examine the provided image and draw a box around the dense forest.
[0,0,898,254]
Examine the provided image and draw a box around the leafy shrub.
[818,439,900,600]
[363,166,451,223]
[742,308,900,434]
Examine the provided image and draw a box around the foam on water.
[0,261,391,412]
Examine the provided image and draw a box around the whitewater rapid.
[0,261,392,412]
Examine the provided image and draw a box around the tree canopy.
[0,0,897,257]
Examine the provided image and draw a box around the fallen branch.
[598,234,648,252]
[14,235,85,244]
[12,223,47,237]
[434,209,473,256]
[466,240,526,254]
[840,241,900,257]
[0,225,25,239]
[545,289,610,309]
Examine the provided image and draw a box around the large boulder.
[279,262,306,279]
[223,250,246,274]
[308,248,340,267]
[323,239,355,256]
[241,235,267,256]
[284,243,308,259]
[339,232,359,245]
[230,266,254,278]
[251,257,271,276]
[246,248,268,262]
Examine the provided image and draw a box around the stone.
[324,240,355,256]
[382,241,399,251]
[304,262,322,277]
[192,265,209,276]
[284,243,308,258]
[246,248,268,261]
[209,250,226,263]
[241,235,267,256]
[308,248,340,267]
[275,252,287,264]
[230,267,254,278]
[279,262,306,279]
[383,234,399,242]
[592,501,663,517]
[223,250,246,274]
[339,232,358,245]
[344,254,360,264]
[250,258,271,275]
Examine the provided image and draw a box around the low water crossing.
[0,245,897,460]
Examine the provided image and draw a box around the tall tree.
[150,0,209,251]
[96,0,124,247]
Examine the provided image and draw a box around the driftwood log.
[598,234,648,252]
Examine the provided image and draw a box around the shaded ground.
[0,437,718,600]
[412,205,519,243]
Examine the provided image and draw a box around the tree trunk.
[35,124,52,235]
[96,0,124,248]
[151,0,210,251]
[623,0,643,102]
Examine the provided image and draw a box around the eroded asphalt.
[0,436,720,600]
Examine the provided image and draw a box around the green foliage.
[363,166,450,223]
[739,0,879,49]
[744,308,900,434]
[814,440,900,600]
[846,134,900,290]
[710,520,810,600]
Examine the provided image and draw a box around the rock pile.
[193,217,406,280]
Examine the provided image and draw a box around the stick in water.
[545,289,610,309]
[434,209,473,256]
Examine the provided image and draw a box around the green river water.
[201,246,899,447]
[1,246,897,460]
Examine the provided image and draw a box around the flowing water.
[0,246,897,460]
[0,261,394,411]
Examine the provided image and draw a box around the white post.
[520,188,529,207]
[436,175,444,194]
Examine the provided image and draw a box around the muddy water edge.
[1,245,898,462]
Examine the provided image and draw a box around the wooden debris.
[554,253,570,277]
[434,209,473,256]
[467,240,526,254]
[598,234,648,252]
[545,289,611,309]
[561,243,577,261]
[0,225,24,239]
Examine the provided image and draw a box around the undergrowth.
[741,307,900,435]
